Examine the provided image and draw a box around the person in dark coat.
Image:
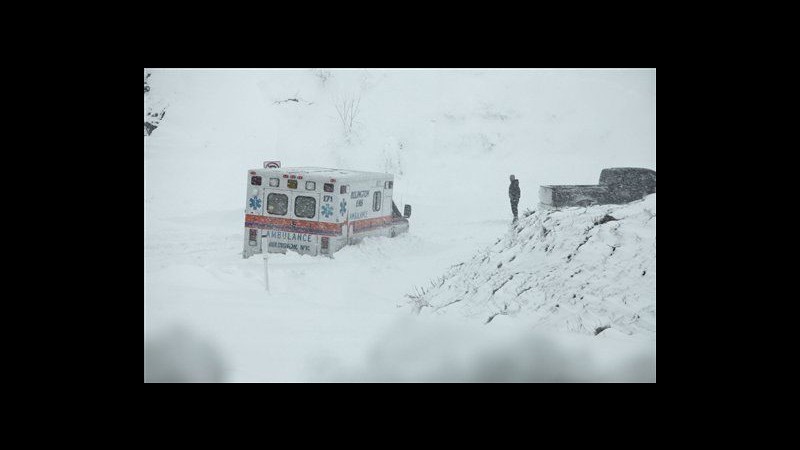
[509,174,520,221]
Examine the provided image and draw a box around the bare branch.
[333,92,362,141]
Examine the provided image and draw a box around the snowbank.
[411,195,656,338]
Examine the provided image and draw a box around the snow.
[413,194,656,338]
[144,68,656,382]
[259,167,391,179]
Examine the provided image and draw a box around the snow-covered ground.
[415,195,656,335]
[144,68,656,382]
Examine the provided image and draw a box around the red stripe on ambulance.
[351,215,393,234]
[245,214,342,236]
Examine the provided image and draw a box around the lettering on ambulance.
[264,229,315,253]
[349,211,368,220]
[268,241,312,252]
[262,230,312,242]
[349,188,370,220]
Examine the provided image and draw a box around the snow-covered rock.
[410,194,656,338]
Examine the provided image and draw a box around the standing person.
[509,174,521,222]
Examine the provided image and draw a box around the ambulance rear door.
[288,186,321,256]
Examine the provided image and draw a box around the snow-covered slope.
[411,195,656,338]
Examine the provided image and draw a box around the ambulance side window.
[373,191,382,211]
[267,193,288,216]
[295,196,316,219]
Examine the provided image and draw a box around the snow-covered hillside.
[410,195,656,338]
[144,68,656,382]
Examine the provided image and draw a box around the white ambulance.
[243,166,412,258]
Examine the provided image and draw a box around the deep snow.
[144,68,656,382]
[412,194,656,337]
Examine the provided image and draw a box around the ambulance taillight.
[321,237,329,252]
[248,229,257,246]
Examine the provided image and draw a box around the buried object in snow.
[539,167,656,209]
[242,166,412,258]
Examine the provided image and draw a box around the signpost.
[260,161,279,290]
[262,235,270,292]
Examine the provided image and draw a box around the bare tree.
[311,68,332,86]
[333,93,361,142]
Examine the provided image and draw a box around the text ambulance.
[243,166,412,258]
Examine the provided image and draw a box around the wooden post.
[262,236,270,293]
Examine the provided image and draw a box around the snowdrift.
[410,195,656,338]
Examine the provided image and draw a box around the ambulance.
[243,164,412,258]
